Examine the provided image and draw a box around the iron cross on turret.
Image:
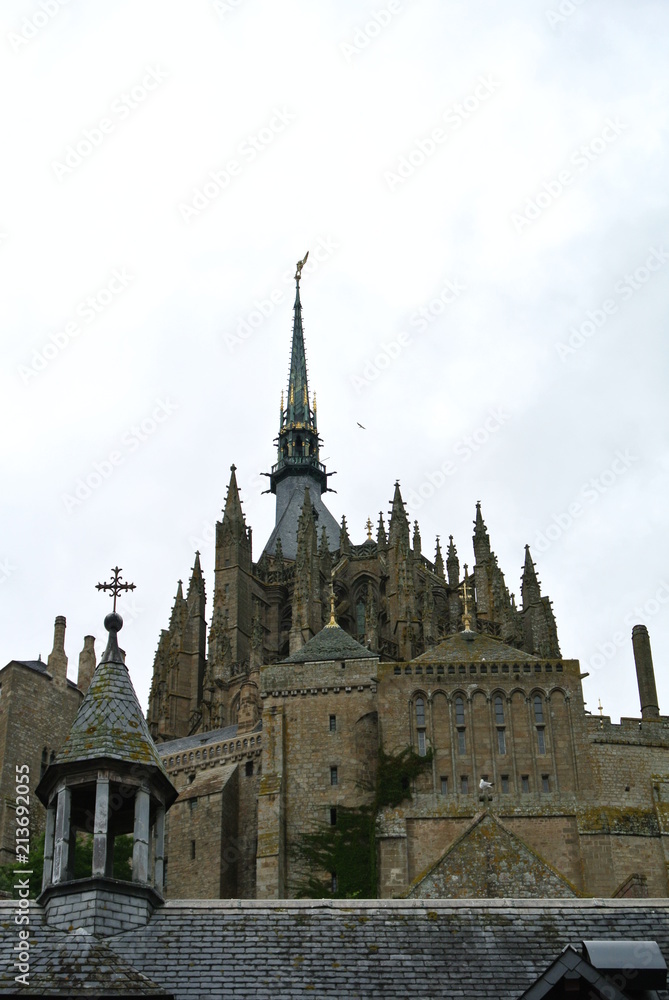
[96,566,136,613]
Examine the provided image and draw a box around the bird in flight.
[357,422,366,429]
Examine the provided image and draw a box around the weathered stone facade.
[3,274,668,906]
[143,275,669,902]
[0,617,89,865]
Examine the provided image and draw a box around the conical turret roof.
[53,613,170,775]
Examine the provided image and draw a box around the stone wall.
[0,662,82,865]
[259,657,378,897]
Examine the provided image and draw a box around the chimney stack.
[632,624,660,720]
[77,635,96,693]
[47,615,68,689]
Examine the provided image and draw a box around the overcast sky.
[1,0,667,725]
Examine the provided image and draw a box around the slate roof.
[2,659,78,689]
[174,763,236,801]
[411,629,542,664]
[282,622,378,663]
[262,474,340,560]
[157,723,241,755]
[1,899,668,999]
[9,658,47,673]
[52,619,168,775]
[0,925,171,997]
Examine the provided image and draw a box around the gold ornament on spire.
[295,251,309,283]
[366,518,373,540]
[462,564,473,632]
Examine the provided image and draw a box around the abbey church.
[1,260,668,908]
[137,260,669,902]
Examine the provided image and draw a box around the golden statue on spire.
[295,251,309,283]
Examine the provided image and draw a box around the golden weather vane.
[295,251,309,283]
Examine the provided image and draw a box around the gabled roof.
[411,630,541,664]
[1,899,669,999]
[406,811,580,899]
[282,622,377,663]
[519,944,630,999]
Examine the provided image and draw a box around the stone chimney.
[47,616,68,689]
[632,624,660,720]
[77,635,96,693]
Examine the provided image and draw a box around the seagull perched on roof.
[479,778,493,791]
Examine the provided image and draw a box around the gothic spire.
[447,534,459,587]
[187,551,205,600]
[389,482,409,545]
[286,277,310,426]
[169,579,187,630]
[339,514,350,554]
[223,464,245,528]
[377,511,387,547]
[521,544,542,607]
[269,256,328,497]
[473,500,491,562]
[434,536,445,579]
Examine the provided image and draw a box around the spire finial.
[366,517,373,540]
[326,571,337,627]
[96,566,136,614]
[295,251,309,284]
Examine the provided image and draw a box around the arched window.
[415,697,426,756]
[455,696,466,755]
[415,698,425,727]
[494,696,506,754]
[534,694,546,753]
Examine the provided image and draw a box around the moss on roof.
[55,625,168,775]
